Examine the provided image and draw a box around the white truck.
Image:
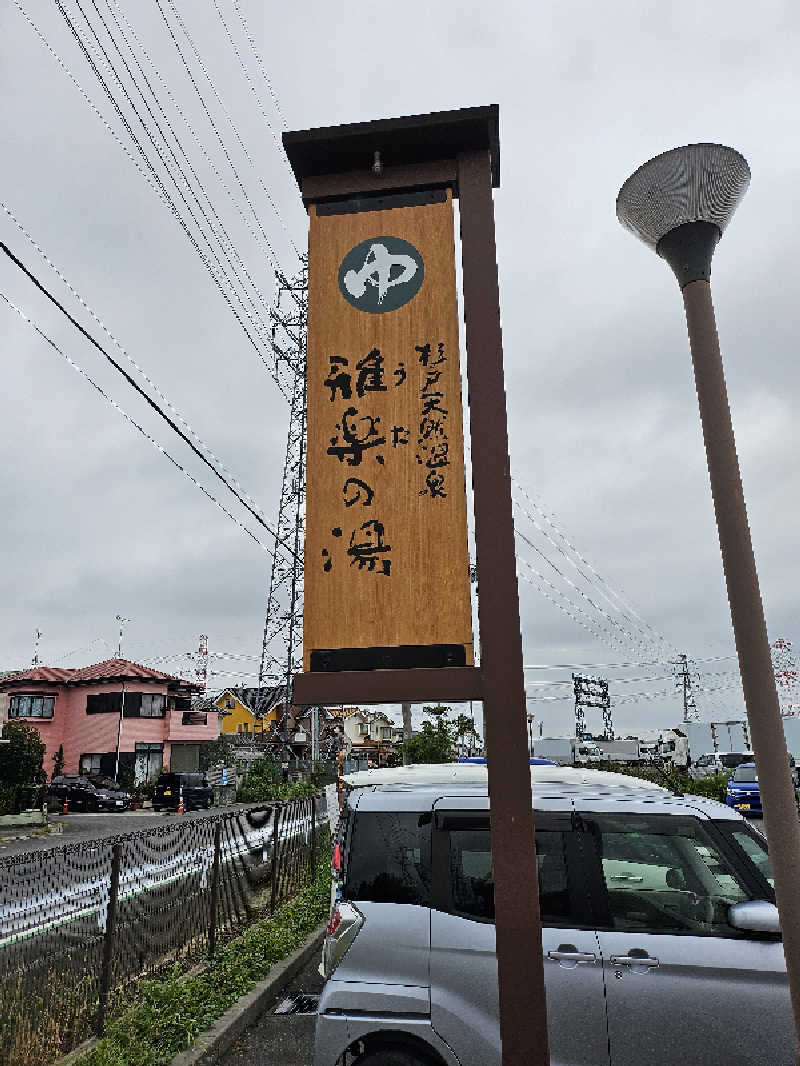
[593,739,645,764]
[532,737,602,766]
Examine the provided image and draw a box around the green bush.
[236,759,316,803]
[77,839,331,1066]
[684,771,732,803]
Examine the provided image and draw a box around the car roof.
[343,764,742,820]
[344,763,664,790]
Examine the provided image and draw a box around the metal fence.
[0,795,326,1066]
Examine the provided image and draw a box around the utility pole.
[673,653,700,723]
[195,635,208,691]
[402,702,412,764]
[311,705,319,764]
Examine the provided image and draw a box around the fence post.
[310,794,317,874]
[96,841,122,1036]
[208,818,223,958]
[270,804,281,915]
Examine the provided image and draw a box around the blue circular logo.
[338,236,424,313]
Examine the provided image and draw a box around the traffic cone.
[177,790,184,815]
[61,797,69,816]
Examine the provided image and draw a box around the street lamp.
[618,143,800,1056]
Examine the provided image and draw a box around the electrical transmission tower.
[772,637,800,716]
[256,262,308,730]
[573,674,612,739]
[672,652,700,722]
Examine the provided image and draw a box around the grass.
[74,841,331,1066]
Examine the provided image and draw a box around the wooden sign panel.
[303,190,473,671]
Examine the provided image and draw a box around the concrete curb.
[168,922,327,1066]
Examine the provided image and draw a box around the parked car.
[316,764,788,1066]
[690,751,753,779]
[152,772,213,811]
[48,775,131,812]
[726,763,761,816]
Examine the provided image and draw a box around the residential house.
[0,658,213,782]
[215,686,284,736]
[341,707,399,766]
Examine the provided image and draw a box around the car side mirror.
[728,900,780,936]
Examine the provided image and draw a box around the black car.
[152,772,213,811]
[49,775,132,812]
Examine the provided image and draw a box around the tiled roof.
[221,685,284,715]
[0,658,201,689]
[0,666,74,683]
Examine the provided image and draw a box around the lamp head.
[616,144,750,287]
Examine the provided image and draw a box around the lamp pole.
[618,144,800,1059]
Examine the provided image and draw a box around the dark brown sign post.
[284,106,550,1066]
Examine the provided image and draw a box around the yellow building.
[215,686,283,736]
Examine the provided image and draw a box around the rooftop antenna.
[32,628,42,666]
[115,615,131,658]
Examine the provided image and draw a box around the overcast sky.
[1,0,798,737]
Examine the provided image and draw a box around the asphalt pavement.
[218,945,324,1066]
[0,809,178,855]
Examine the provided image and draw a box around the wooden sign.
[303,190,473,671]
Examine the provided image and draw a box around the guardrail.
[0,794,328,1066]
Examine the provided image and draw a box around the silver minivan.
[315,766,789,1065]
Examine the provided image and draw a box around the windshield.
[732,766,758,783]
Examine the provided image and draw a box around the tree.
[453,713,482,754]
[0,722,46,786]
[200,733,238,771]
[403,718,454,764]
[51,743,65,780]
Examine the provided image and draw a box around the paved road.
[219,946,324,1066]
[0,809,172,855]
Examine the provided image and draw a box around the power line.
[515,521,656,660]
[154,0,288,274]
[513,493,668,661]
[41,0,277,374]
[210,0,299,258]
[85,0,277,351]
[1,200,275,522]
[0,239,298,560]
[517,550,649,660]
[230,0,287,131]
[105,0,287,383]
[1,290,277,558]
[517,562,640,659]
[513,479,677,658]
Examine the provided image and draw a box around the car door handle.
[547,949,597,964]
[610,954,659,968]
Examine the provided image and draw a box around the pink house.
[0,658,217,782]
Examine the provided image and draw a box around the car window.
[585,815,751,936]
[732,766,758,783]
[158,774,178,787]
[716,823,774,897]
[697,755,712,767]
[444,827,574,926]
[344,811,431,906]
[722,754,747,769]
